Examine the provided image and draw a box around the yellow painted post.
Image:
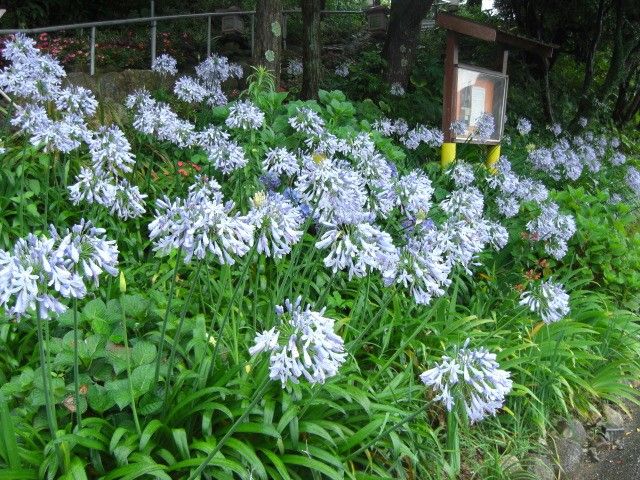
[441,142,456,168]
[486,144,501,173]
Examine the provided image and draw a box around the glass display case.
[453,64,508,144]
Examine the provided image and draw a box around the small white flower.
[519,279,570,324]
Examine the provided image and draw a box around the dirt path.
[572,404,640,480]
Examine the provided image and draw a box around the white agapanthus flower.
[519,279,570,324]
[295,154,368,225]
[516,117,532,135]
[610,151,626,166]
[334,63,350,77]
[55,86,98,118]
[316,222,397,279]
[526,202,576,260]
[53,220,119,287]
[225,100,265,130]
[383,234,452,305]
[88,125,136,175]
[126,90,195,147]
[152,54,178,75]
[174,76,208,103]
[148,177,254,264]
[247,191,304,259]
[396,170,434,216]
[249,297,347,387]
[578,117,588,128]
[372,117,409,137]
[448,161,475,188]
[390,82,405,96]
[440,186,485,222]
[402,125,444,150]
[625,166,640,196]
[420,339,513,423]
[289,107,325,137]
[192,126,248,174]
[263,147,300,177]
[0,222,117,320]
[474,113,495,141]
[286,59,303,77]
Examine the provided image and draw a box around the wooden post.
[441,31,458,167]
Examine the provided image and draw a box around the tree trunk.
[382,0,434,88]
[575,0,606,119]
[540,57,555,124]
[253,0,283,86]
[597,0,628,101]
[301,0,322,100]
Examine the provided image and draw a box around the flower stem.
[203,246,257,383]
[447,408,460,477]
[72,299,82,429]
[35,310,61,463]
[186,376,270,480]
[121,300,142,436]
[163,260,204,407]
[153,249,183,387]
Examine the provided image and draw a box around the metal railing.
[0,9,363,76]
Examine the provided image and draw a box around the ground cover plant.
[0,33,640,480]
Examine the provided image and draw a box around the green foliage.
[1,69,640,480]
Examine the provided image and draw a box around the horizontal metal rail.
[0,10,362,35]
[0,9,366,76]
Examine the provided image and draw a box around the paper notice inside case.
[470,86,486,125]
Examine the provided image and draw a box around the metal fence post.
[90,26,96,75]
[250,13,255,57]
[150,0,157,67]
[206,15,212,57]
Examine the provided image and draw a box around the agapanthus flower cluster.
[263,147,300,177]
[610,151,626,166]
[450,120,467,137]
[473,113,495,141]
[247,191,304,259]
[519,279,570,324]
[0,221,118,319]
[448,161,475,188]
[401,125,444,150]
[372,117,409,137]
[578,117,588,128]
[148,177,254,264]
[1,34,99,154]
[289,107,325,137]
[334,63,350,77]
[173,54,242,106]
[126,90,195,147]
[191,126,248,174]
[396,170,434,216]
[626,167,640,197]
[517,117,532,135]
[249,297,347,386]
[68,125,147,219]
[420,339,513,423]
[151,54,178,75]
[390,82,405,96]
[487,157,548,218]
[0,33,64,102]
[316,222,397,279]
[548,123,562,137]
[526,202,576,260]
[225,100,265,130]
[286,59,303,76]
[383,235,452,305]
[295,154,368,224]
